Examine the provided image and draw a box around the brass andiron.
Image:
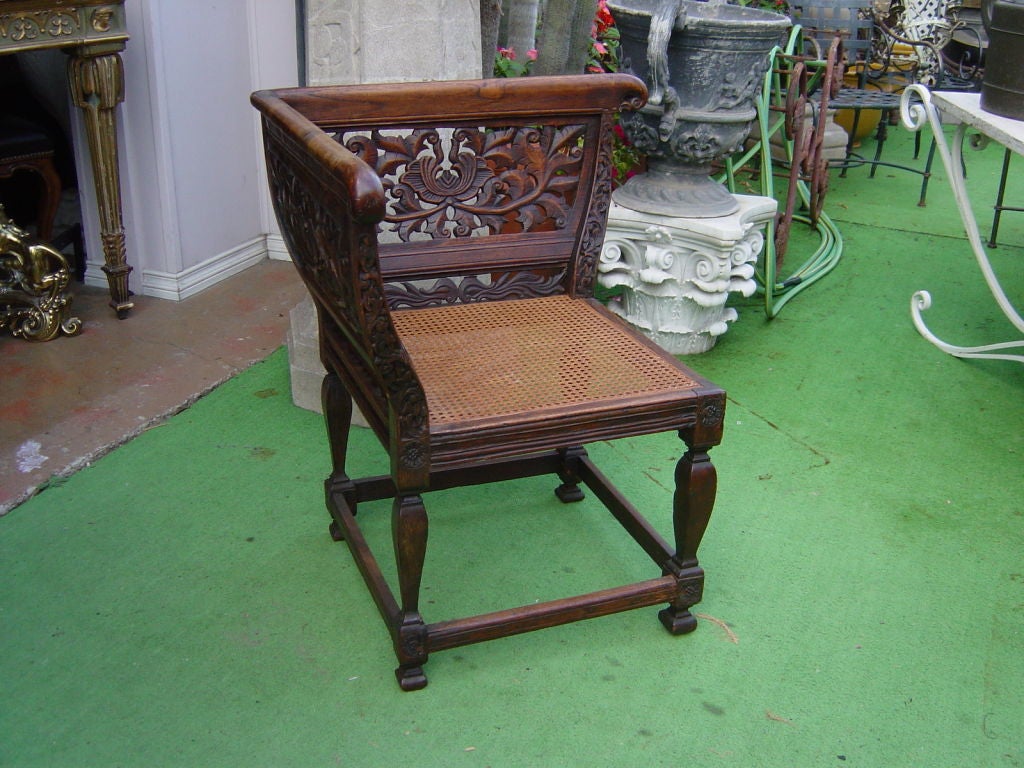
[0,206,82,342]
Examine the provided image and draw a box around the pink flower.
[526,49,538,61]
[498,46,516,60]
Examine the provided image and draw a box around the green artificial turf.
[1,128,1022,768]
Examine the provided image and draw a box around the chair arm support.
[252,89,386,225]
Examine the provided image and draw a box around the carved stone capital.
[599,195,777,354]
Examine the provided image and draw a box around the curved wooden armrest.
[251,89,386,225]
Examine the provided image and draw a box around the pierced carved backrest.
[332,122,595,308]
[304,74,647,312]
[253,75,647,469]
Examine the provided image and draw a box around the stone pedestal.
[284,296,366,426]
[599,194,777,354]
[762,105,850,164]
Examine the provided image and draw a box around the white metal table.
[900,87,1024,363]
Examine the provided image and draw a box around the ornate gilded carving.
[1,3,130,317]
[1,207,82,342]
[0,2,126,50]
[338,124,586,242]
[0,10,80,43]
[90,7,115,33]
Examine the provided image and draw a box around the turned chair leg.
[659,433,717,635]
[393,493,430,690]
[554,445,587,503]
[322,371,356,540]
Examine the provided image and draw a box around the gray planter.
[610,0,789,217]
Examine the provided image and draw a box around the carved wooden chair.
[252,74,726,690]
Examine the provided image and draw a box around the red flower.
[595,0,614,34]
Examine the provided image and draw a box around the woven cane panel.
[392,295,699,426]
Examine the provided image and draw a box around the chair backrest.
[790,0,877,62]
[252,75,647,448]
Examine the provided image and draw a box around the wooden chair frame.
[252,74,727,690]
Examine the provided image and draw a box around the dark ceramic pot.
[981,0,1024,121]
[609,0,789,217]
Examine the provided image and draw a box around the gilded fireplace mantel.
[1,0,132,317]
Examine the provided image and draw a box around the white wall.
[77,0,298,300]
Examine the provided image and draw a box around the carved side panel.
[573,115,616,297]
[264,123,430,485]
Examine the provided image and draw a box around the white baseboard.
[266,233,290,261]
[81,234,293,301]
[142,236,269,300]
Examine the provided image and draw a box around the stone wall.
[305,0,482,85]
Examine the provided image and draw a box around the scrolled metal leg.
[900,85,1024,362]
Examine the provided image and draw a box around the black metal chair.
[988,148,1020,248]
[790,0,974,206]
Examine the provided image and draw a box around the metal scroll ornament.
[609,0,789,217]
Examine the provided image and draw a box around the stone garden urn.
[599,0,787,353]
[609,0,790,217]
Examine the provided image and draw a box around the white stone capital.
[599,194,777,354]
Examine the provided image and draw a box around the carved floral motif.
[385,271,566,310]
[337,124,586,242]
